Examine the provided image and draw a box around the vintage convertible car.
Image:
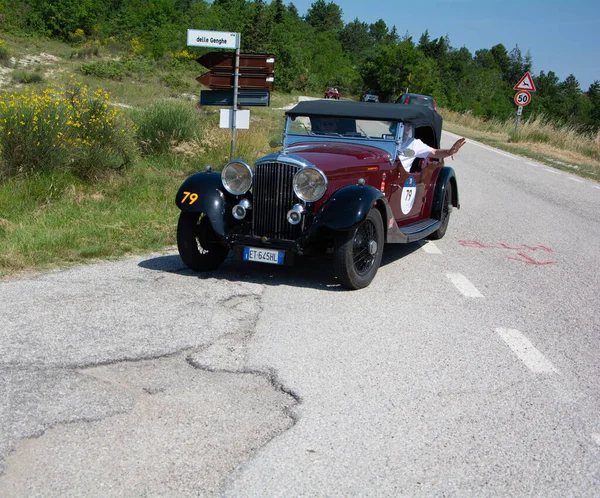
[175,100,458,289]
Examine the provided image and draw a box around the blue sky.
[289,0,599,90]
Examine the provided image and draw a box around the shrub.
[133,100,198,155]
[79,57,157,81]
[79,59,126,80]
[11,68,44,84]
[0,81,138,181]
[0,39,10,67]
[70,41,101,59]
[162,72,190,91]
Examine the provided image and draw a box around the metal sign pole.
[230,35,240,160]
[515,105,523,135]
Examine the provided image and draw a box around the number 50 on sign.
[514,91,531,106]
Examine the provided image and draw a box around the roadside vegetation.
[441,110,600,179]
[0,29,597,278]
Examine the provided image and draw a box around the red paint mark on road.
[507,253,556,266]
[458,240,554,253]
[458,240,556,265]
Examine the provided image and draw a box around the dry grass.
[440,108,600,180]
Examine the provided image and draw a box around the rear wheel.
[333,208,384,290]
[429,183,452,240]
[177,212,229,271]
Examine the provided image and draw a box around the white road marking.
[446,273,483,298]
[592,433,600,446]
[568,177,584,183]
[543,168,561,175]
[421,241,442,254]
[526,161,540,167]
[496,328,558,374]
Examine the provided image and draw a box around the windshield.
[288,116,398,141]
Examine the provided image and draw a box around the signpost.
[187,30,238,50]
[197,72,274,91]
[513,72,537,93]
[187,29,275,159]
[513,72,536,135]
[199,89,270,107]
[514,91,531,107]
[197,52,274,72]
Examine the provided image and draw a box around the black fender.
[175,171,230,236]
[431,167,459,220]
[313,184,392,232]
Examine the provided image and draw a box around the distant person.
[397,123,466,172]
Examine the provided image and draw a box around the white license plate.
[243,247,284,265]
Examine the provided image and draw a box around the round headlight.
[221,160,252,195]
[293,167,327,203]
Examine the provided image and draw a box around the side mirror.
[269,139,282,148]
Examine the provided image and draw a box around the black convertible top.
[286,99,443,146]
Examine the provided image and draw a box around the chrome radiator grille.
[252,161,302,240]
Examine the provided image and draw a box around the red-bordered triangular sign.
[514,72,536,92]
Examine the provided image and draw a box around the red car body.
[324,87,340,99]
[175,100,458,289]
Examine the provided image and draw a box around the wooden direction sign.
[197,71,274,91]
[196,52,275,91]
[197,52,274,73]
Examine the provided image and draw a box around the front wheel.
[333,208,384,290]
[177,212,229,271]
[429,182,452,240]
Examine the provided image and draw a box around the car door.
[388,156,436,225]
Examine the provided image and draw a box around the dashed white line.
[568,177,584,183]
[592,433,600,446]
[496,328,558,374]
[526,161,540,167]
[543,168,561,175]
[421,241,442,254]
[446,273,483,298]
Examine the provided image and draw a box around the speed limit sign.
[514,91,531,106]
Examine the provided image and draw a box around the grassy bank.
[441,108,600,180]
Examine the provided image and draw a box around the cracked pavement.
[0,250,298,496]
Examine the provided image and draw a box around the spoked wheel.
[333,208,384,290]
[429,182,452,240]
[177,212,229,271]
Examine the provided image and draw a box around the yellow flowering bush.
[174,49,197,61]
[0,80,137,181]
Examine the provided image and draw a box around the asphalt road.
[1,131,599,496]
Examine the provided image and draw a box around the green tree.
[340,18,373,65]
[369,20,388,44]
[490,43,510,78]
[305,0,343,32]
[243,0,275,53]
[585,81,600,131]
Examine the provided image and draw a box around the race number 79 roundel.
[401,176,417,214]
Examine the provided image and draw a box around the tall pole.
[230,34,240,160]
[514,105,523,135]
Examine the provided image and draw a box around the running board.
[387,218,441,244]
